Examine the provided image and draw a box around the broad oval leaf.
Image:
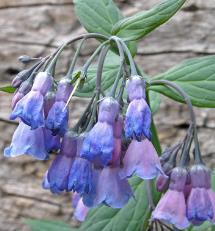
[149,55,215,108]
[112,0,186,41]
[74,0,123,36]
[0,85,15,93]
[73,0,137,56]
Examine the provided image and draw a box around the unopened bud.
[18,55,41,64]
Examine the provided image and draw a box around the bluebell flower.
[46,78,73,136]
[83,167,132,208]
[187,165,214,224]
[152,167,190,230]
[45,132,77,194]
[81,97,119,166]
[10,72,53,129]
[125,76,151,140]
[120,139,165,180]
[68,157,93,195]
[4,122,48,160]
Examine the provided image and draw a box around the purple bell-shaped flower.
[187,165,214,224]
[125,76,151,140]
[4,122,48,160]
[81,97,119,166]
[120,139,165,180]
[10,72,53,129]
[44,132,77,194]
[68,135,94,195]
[152,167,190,230]
[91,166,133,208]
[82,117,133,209]
[46,78,73,136]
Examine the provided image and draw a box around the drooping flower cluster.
[5,58,164,220]
[4,35,214,229]
[152,149,215,229]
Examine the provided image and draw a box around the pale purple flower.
[4,122,48,160]
[88,167,133,208]
[120,139,165,180]
[152,167,190,230]
[187,165,214,224]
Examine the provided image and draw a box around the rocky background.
[0,0,215,230]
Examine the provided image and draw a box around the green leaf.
[25,219,75,231]
[149,55,215,108]
[75,52,120,97]
[112,0,186,41]
[74,0,123,36]
[149,91,161,114]
[190,222,215,231]
[73,0,137,56]
[0,85,15,93]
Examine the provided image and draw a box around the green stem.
[109,37,125,97]
[86,45,110,131]
[150,79,202,164]
[66,38,86,79]
[119,39,138,76]
[82,40,109,76]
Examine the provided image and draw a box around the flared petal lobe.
[152,190,190,230]
[187,188,214,223]
[74,198,89,222]
[4,122,48,160]
[68,157,93,195]
[120,139,164,180]
[85,167,132,208]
